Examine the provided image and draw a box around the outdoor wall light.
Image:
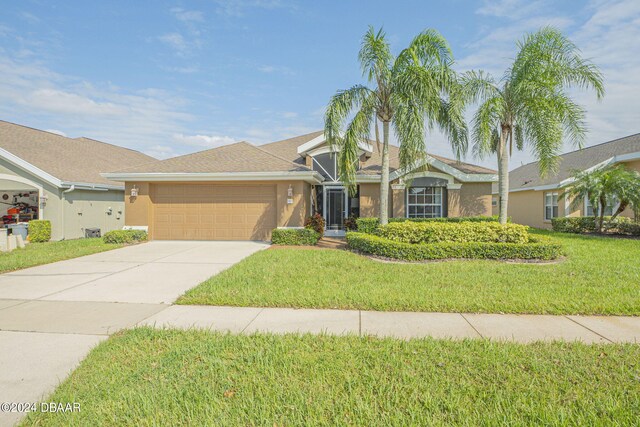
[130,185,139,197]
[287,184,294,204]
[39,194,48,207]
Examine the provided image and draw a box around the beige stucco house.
[104,131,497,240]
[0,121,156,240]
[507,133,640,228]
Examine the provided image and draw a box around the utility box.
[85,227,101,238]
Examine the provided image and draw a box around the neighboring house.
[0,121,156,240]
[508,133,640,228]
[104,131,497,241]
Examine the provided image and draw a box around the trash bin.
[8,223,28,241]
[85,227,101,238]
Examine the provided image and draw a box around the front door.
[324,187,346,236]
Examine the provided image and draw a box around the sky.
[0,0,638,170]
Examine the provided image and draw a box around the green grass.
[178,230,640,315]
[0,238,124,273]
[22,328,640,426]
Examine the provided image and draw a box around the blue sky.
[0,0,638,170]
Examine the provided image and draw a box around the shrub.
[617,221,640,236]
[356,217,380,234]
[356,216,503,234]
[344,215,358,231]
[376,221,530,244]
[28,220,51,243]
[346,232,563,261]
[389,215,505,224]
[304,213,325,238]
[551,216,631,234]
[103,229,148,244]
[271,228,320,245]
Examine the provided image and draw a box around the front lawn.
[179,230,640,315]
[22,328,640,426]
[0,238,124,273]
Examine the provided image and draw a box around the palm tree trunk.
[498,127,509,225]
[598,195,606,233]
[379,120,390,225]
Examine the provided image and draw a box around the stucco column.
[447,183,462,218]
[391,184,405,218]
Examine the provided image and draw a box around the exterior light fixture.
[130,185,139,197]
[287,184,294,204]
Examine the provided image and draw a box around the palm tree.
[462,27,604,224]
[324,27,467,225]
[564,164,640,232]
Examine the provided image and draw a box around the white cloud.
[282,112,297,118]
[0,55,193,157]
[214,0,294,17]
[158,32,189,54]
[170,8,204,23]
[172,133,237,148]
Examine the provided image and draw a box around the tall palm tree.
[324,27,467,225]
[564,164,640,232]
[462,27,604,224]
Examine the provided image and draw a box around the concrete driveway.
[0,240,267,426]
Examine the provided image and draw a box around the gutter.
[101,171,325,184]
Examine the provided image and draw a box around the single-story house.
[508,133,640,228]
[0,120,156,240]
[104,131,497,240]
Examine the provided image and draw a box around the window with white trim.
[544,192,559,220]
[407,187,443,218]
[585,198,618,217]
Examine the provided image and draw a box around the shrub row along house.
[105,131,497,240]
[0,121,155,240]
[507,133,640,228]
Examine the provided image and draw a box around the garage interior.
[0,178,40,238]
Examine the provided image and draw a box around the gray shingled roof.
[509,133,640,190]
[260,131,496,176]
[113,130,496,177]
[114,141,311,173]
[0,120,156,186]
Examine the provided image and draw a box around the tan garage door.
[152,184,277,240]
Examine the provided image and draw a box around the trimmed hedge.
[356,216,503,234]
[618,221,640,235]
[376,221,529,244]
[346,232,564,261]
[103,229,148,244]
[271,228,320,246]
[28,220,52,243]
[551,216,634,234]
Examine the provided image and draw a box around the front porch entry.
[313,185,359,237]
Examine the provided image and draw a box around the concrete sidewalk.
[140,305,640,343]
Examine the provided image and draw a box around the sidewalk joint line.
[564,315,614,343]
[241,308,265,333]
[460,313,483,338]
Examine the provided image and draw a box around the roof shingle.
[0,121,156,186]
[509,133,640,190]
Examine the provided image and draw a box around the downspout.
[61,185,76,240]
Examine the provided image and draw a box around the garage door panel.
[152,184,276,241]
